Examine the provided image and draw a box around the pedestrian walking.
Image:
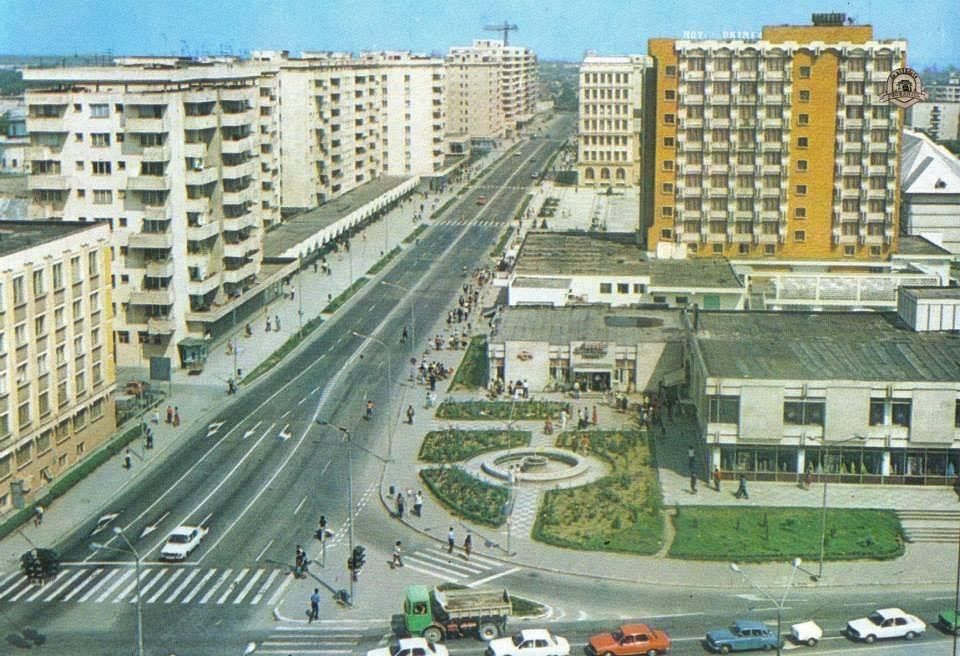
[274,314,281,330]
[309,588,320,622]
[123,448,132,469]
[592,405,598,425]
[559,409,568,431]
[687,445,696,472]
[152,410,160,424]
[295,545,306,577]
[145,428,154,450]
[396,492,404,519]
[165,405,173,424]
[713,466,721,492]
[265,317,271,332]
[690,472,698,494]
[413,490,423,517]
[734,474,749,499]
[173,407,180,427]
[406,405,415,424]
[463,532,472,560]
[317,515,329,541]
[33,505,44,527]
[392,540,404,568]
[447,526,456,554]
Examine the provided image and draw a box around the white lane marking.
[44,569,87,602]
[281,410,291,419]
[165,568,199,603]
[139,511,170,538]
[278,424,292,440]
[251,569,279,604]
[206,421,225,437]
[369,304,375,312]
[267,572,293,607]
[97,569,134,603]
[199,569,231,604]
[0,571,19,588]
[234,569,264,604]
[298,397,307,405]
[217,568,247,605]
[311,386,321,394]
[181,568,216,604]
[466,566,520,588]
[646,611,706,618]
[147,569,182,603]
[78,569,118,603]
[62,568,104,601]
[27,571,67,601]
[294,496,308,515]
[242,420,263,440]
[256,539,274,562]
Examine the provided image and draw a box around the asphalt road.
[0,115,576,655]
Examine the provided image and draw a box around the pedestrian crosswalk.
[432,217,504,227]
[256,621,383,655]
[0,564,288,607]
[402,544,517,586]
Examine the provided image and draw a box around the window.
[92,161,111,175]
[52,262,63,290]
[12,276,24,305]
[664,114,675,125]
[18,402,31,430]
[32,269,45,296]
[844,245,855,256]
[617,283,629,294]
[661,206,673,217]
[90,104,109,118]
[662,182,674,193]
[799,66,811,79]
[93,190,112,204]
[892,400,911,427]
[955,399,960,428]
[663,160,674,171]
[797,136,808,148]
[707,396,739,423]
[91,133,110,147]
[88,251,99,276]
[599,283,612,294]
[795,184,807,195]
[797,160,808,171]
[797,114,809,126]
[664,65,676,77]
[794,230,806,241]
[34,315,46,337]
[795,207,806,219]
[660,229,672,240]
[663,136,675,147]
[664,90,675,100]
[633,283,646,294]
[799,90,810,102]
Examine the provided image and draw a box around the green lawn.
[669,507,904,562]
[418,429,530,462]
[448,336,488,391]
[533,430,663,555]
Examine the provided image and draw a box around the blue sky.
[2,0,957,68]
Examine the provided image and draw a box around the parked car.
[160,525,208,561]
[790,621,823,647]
[486,628,570,656]
[586,623,672,655]
[705,620,779,653]
[846,608,926,643]
[367,637,448,656]
[939,609,960,634]
[476,196,488,205]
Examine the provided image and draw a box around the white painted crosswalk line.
[0,576,29,601]
[62,568,104,601]
[199,568,231,604]
[217,568,247,604]
[44,569,87,602]
[130,569,167,603]
[402,561,460,583]
[0,571,20,590]
[166,568,199,603]
[115,569,160,603]
[412,549,489,575]
[251,569,279,605]
[147,569,182,603]
[79,569,118,603]
[234,568,263,604]
[27,571,68,601]
[98,569,134,603]
[9,581,38,602]
[182,568,216,604]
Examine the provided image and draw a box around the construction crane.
[484,21,518,46]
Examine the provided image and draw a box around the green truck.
[403,584,512,642]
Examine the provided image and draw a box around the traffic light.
[352,545,366,571]
[36,549,61,579]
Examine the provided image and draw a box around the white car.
[367,638,448,656]
[160,525,208,561]
[486,629,570,656]
[846,608,926,643]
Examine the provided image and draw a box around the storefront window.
[720,445,797,476]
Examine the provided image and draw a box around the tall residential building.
[0,220,115,512]
[23,59,280,369]
[446,40,539,145]
[907,101,960,142]
[930,77,960,102]
[646,14,906,259]
[577,55,651,187]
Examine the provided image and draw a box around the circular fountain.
[477,447,607,487]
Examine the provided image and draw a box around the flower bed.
[435,399,569,421]
[532,430,663,554]
[419,429,530,462]
[448,336,488,391]
[420,466,508,527]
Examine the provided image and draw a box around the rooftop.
[262,176,409,258]
[514,232,742,289]
[895,234,953,256]
[0,220,106,258]
[901,286,960,300]
[495,305,684,345]
[694,311,960,383]
[901,129,960,195]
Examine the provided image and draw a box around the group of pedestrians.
[446,526,473,559]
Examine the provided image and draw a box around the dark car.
[705,620,779,653]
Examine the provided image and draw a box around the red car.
[587,624,672,656]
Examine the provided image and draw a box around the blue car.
[705,620,779,653]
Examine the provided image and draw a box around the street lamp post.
[808,435,866,579]
[351,331,395,458]
[730,558,802,656]
[91,527,143,656]
[317,421,354,607]
[380,280,416,348]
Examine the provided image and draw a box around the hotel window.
[52,262,63,290]
[12,277,25,305]
[795,184,807,195]
[797,114,809,126]
[664,65,676,77]
[797,136,808,148]
[843,175,862,189]
[664,90,675,100]
[797,160,808,172]
[688,105,704,119]
[846,81,865,95]
[713,81,731,95]
[662,182,674,193]
[715,58,731,72]
[794,207,806,219]
[33,269,45,296]
[664,114,675,125]
[688,58,704,71]
[798,66,811,79]
[794,230,806,242]
[799,90,810,102]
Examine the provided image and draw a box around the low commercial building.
[507,232,745,309]
[489,305,685,393]
[900,128,960,254]
[0,220,116,511]
[686,290,960,485]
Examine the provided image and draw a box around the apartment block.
[23,59,279,369]
[907,101,960,142]
[577,55,651,187]
[0,220,115,512]
[446,40,539,144]
[646,14,906,260]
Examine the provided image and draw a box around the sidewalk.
[0,138,516,572]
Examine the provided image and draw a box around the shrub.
[420,466,508,527]
[419,429,530,462]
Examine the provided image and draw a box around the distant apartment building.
[446,39,539,145]
[907,101,960,142]
[930,77,960,102]
[646,14,906,260]
[22,59,280,369]
[0,100,28,174]
[0,220,115,512]
[577,55,651,188]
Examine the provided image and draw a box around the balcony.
[223,241,257,258]
[184,114,218,130]
[187,274,220,296]
[127,175,170,191]
[187,221,220,240]
[27,174,69,190]
[26,117,69,132]
[146,315,176,335]
[125,116,169,133]
[220,88,252,103]
[127,231,173,249]
[184,142,209,159]
[186,166,218,185]
[223,212,258,232]
[221,136,255,155]
[129,288,174,306]
[144,259,174,277]
[185,197,211,214]
[222,159,257,179]
[141,145,171,162]
[220,112,253,128]
[223,262,257,284]
[709,95,730,105]
[222,186,256,205]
